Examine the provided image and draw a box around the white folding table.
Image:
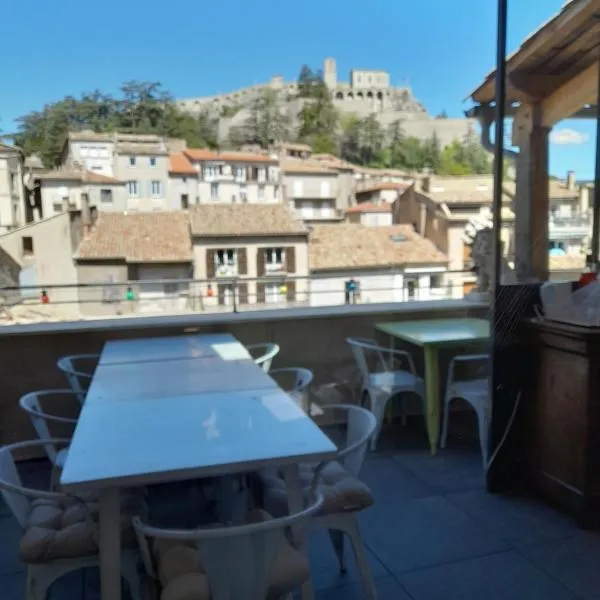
[61,333,336,600]
[99,333,251,365]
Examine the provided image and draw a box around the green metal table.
[375,318,490,455]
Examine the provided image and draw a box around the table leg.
[99,487,121,600]
[424,345,440,455]
[282,464,314,600]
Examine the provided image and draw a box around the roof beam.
[508,72,572,101]
[466,103,598,120]
[541,61,598,126]
[470,0,596,103]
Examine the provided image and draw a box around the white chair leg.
[368,396,387,452]
[341,517,377,600]
[440,396,452,449]
[121,551,142,600]
[477,408,489,470]
[26,568,46,600]
[328,529,346,573]
[49,464,62,492]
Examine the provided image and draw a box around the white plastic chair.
[269,367,313,413]
[261,403,378,600]
[0,439,141,600]
[346,337,425,450]
[246,343,280,372]
[132,492,324,600]
[440,353,491,468]
[19,390,81,488]
[57,354,99,404]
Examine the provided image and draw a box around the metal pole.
[492,0,508,303]
[590,53,600,267]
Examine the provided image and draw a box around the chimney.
[422,175,432,193]
[567,170,576,191]
[81,192,91,238]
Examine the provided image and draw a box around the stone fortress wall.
[176,58,475,148]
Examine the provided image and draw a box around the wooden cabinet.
[526,319,600,528]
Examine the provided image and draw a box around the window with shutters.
[265,248,285,274]
[214,249,237,276]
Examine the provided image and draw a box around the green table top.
[376,318,490,347]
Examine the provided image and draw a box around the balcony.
[1,299,599,599]
[549,214,591,239]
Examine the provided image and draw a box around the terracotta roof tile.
[184,148,277,164]
[419,183,516,204]
[169,152,197,175]
[549,180,579,199]
[189,204,307,237]
[38,169,123,185]
[77,212,193,263]
[345,202,391,214]
[281,159,336,174]
[116,142,167,156]
[356,182,408,195]
[309,224,447,271]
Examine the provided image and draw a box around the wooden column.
[512,103,550,282]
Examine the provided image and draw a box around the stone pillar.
[512,103,550,282]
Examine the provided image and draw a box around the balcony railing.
[0,270,474,324]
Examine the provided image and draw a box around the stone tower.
[323,57,337,89]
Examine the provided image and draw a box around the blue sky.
[0,0,594,178]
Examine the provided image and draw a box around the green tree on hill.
[296,65,338,154]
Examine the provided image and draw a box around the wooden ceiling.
[471,0,600,104]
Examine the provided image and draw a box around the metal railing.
[0,270,475,323]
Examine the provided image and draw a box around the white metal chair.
[261,403,378,600]
[56,354,99,404]
[132,492,324,600]
[269,367,313,413]
[441,353,491,468]
[346,337,425,450]
[246,343,280,372]
[19,390,81,488]
[0,439,141,600]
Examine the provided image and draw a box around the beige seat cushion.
[261,461,374,517]
[19,490,147,563]
[156,509,309,600]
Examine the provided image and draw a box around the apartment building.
[0,208,95,316]
[182,149,280,204]
[548,172,589,256]
[75,211,193,316]
[393,175,515,295]
[345,202,392,226]
[355,182,408,205]
[189,203,309,308]
[0,143,26,233]
[36,169,125,217]
[61,131,173,212]
[309,224,448,306]
[168,152,199,208]
[281,160,345,222]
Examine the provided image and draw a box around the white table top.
[87,356,278,402]
[61,388,336,490]
[99,333,250,365]
[61,333,337,491]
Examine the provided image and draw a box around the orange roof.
[169,152,197,175]
[183,148,277,164]
[346,202,391,214]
